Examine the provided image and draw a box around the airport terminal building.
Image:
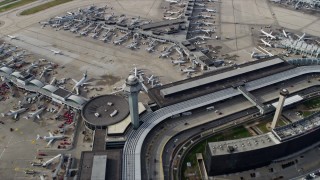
[204,112,320,175]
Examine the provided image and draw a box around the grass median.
[20,0,73,15]
[0,0,37,13]
[0,0,18,7]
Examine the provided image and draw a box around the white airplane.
[39,66,53,79]
[181,67,195,76]
[126,42,139,49]
[163,14,182,20]
[7,35,18,40]
[164,10,181,15]
[67,11,74,15]
[159,50,172,58]
[165,0,179,3]
[195,2,206,6]
[260,29,276,40]
[146,46,155,52]
[172,60,186,65]
[147,75,154,84]
[23,107,46,120]
[37,132,65,146]
[105,13,115,21]
[201,22,214,26]
[260,39,272,47]
[296,33,306,41]
[201,29,215,35]
[201,15,213,19]
[72,71,90,95]
[282,29,288,38]
[50,49,62,55]
[42,154,62,167]
[188,35,212,41]
[26,61,39,73]
[130,67,143,77]
[205,8,216,12]
[2,108,28,119]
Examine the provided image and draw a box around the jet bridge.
[237,85,270,114]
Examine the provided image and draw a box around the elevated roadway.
[122,65,320,180]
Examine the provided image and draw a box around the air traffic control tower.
[271,89,289,129]
[123,75,142,129]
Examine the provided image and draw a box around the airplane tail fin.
[36,135,41,140]
[1,113,5,117]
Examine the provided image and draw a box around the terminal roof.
[161,58,283,97]
[148,57,293,107]
[273,112,320,141]
[207,132,280,156]
[52,88,71,99]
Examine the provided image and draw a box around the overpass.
[122,65,320,180]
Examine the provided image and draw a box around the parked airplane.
[181,67,195,76]
[26,61,39,73]
[200,29,215,35]
[42,154,62,167]
[282,29,288,38]
[201,22,214,26]
[163,14,182,20]
[2,108,28,119]
[39,65,53,79]
[260,39,272,47]
[260,29,276,40]
[72,71,90,95]
[129,17,141,26]
[7,35,18,40]
[165,0,179,3]
[130,67,143,77]
[127,42,139,49]
[159,50,172,58]
[23,107,46,120]
[105,13,115,21]
[195,2,206,6]
[147,75,154,84]
[146,46,156,52]
[205,8,216,12]
[37,132,65,146]
[188,35,212,41]
[296,33,306,41]
[172,59,186,65]
[164,10,181,15]
[50,49,62,55]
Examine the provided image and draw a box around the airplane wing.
[9,110,14,113]
[49,132,53,137]
[82,82,91,85]
[14,113,18,119]
[72,79,78,83]
[36,115,40,119]
[47,139,54,146]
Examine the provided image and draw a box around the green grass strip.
[0,0,37,13]
[0,0,18,7]
[20,0,73,15]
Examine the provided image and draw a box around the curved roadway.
[122,65,320,180]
